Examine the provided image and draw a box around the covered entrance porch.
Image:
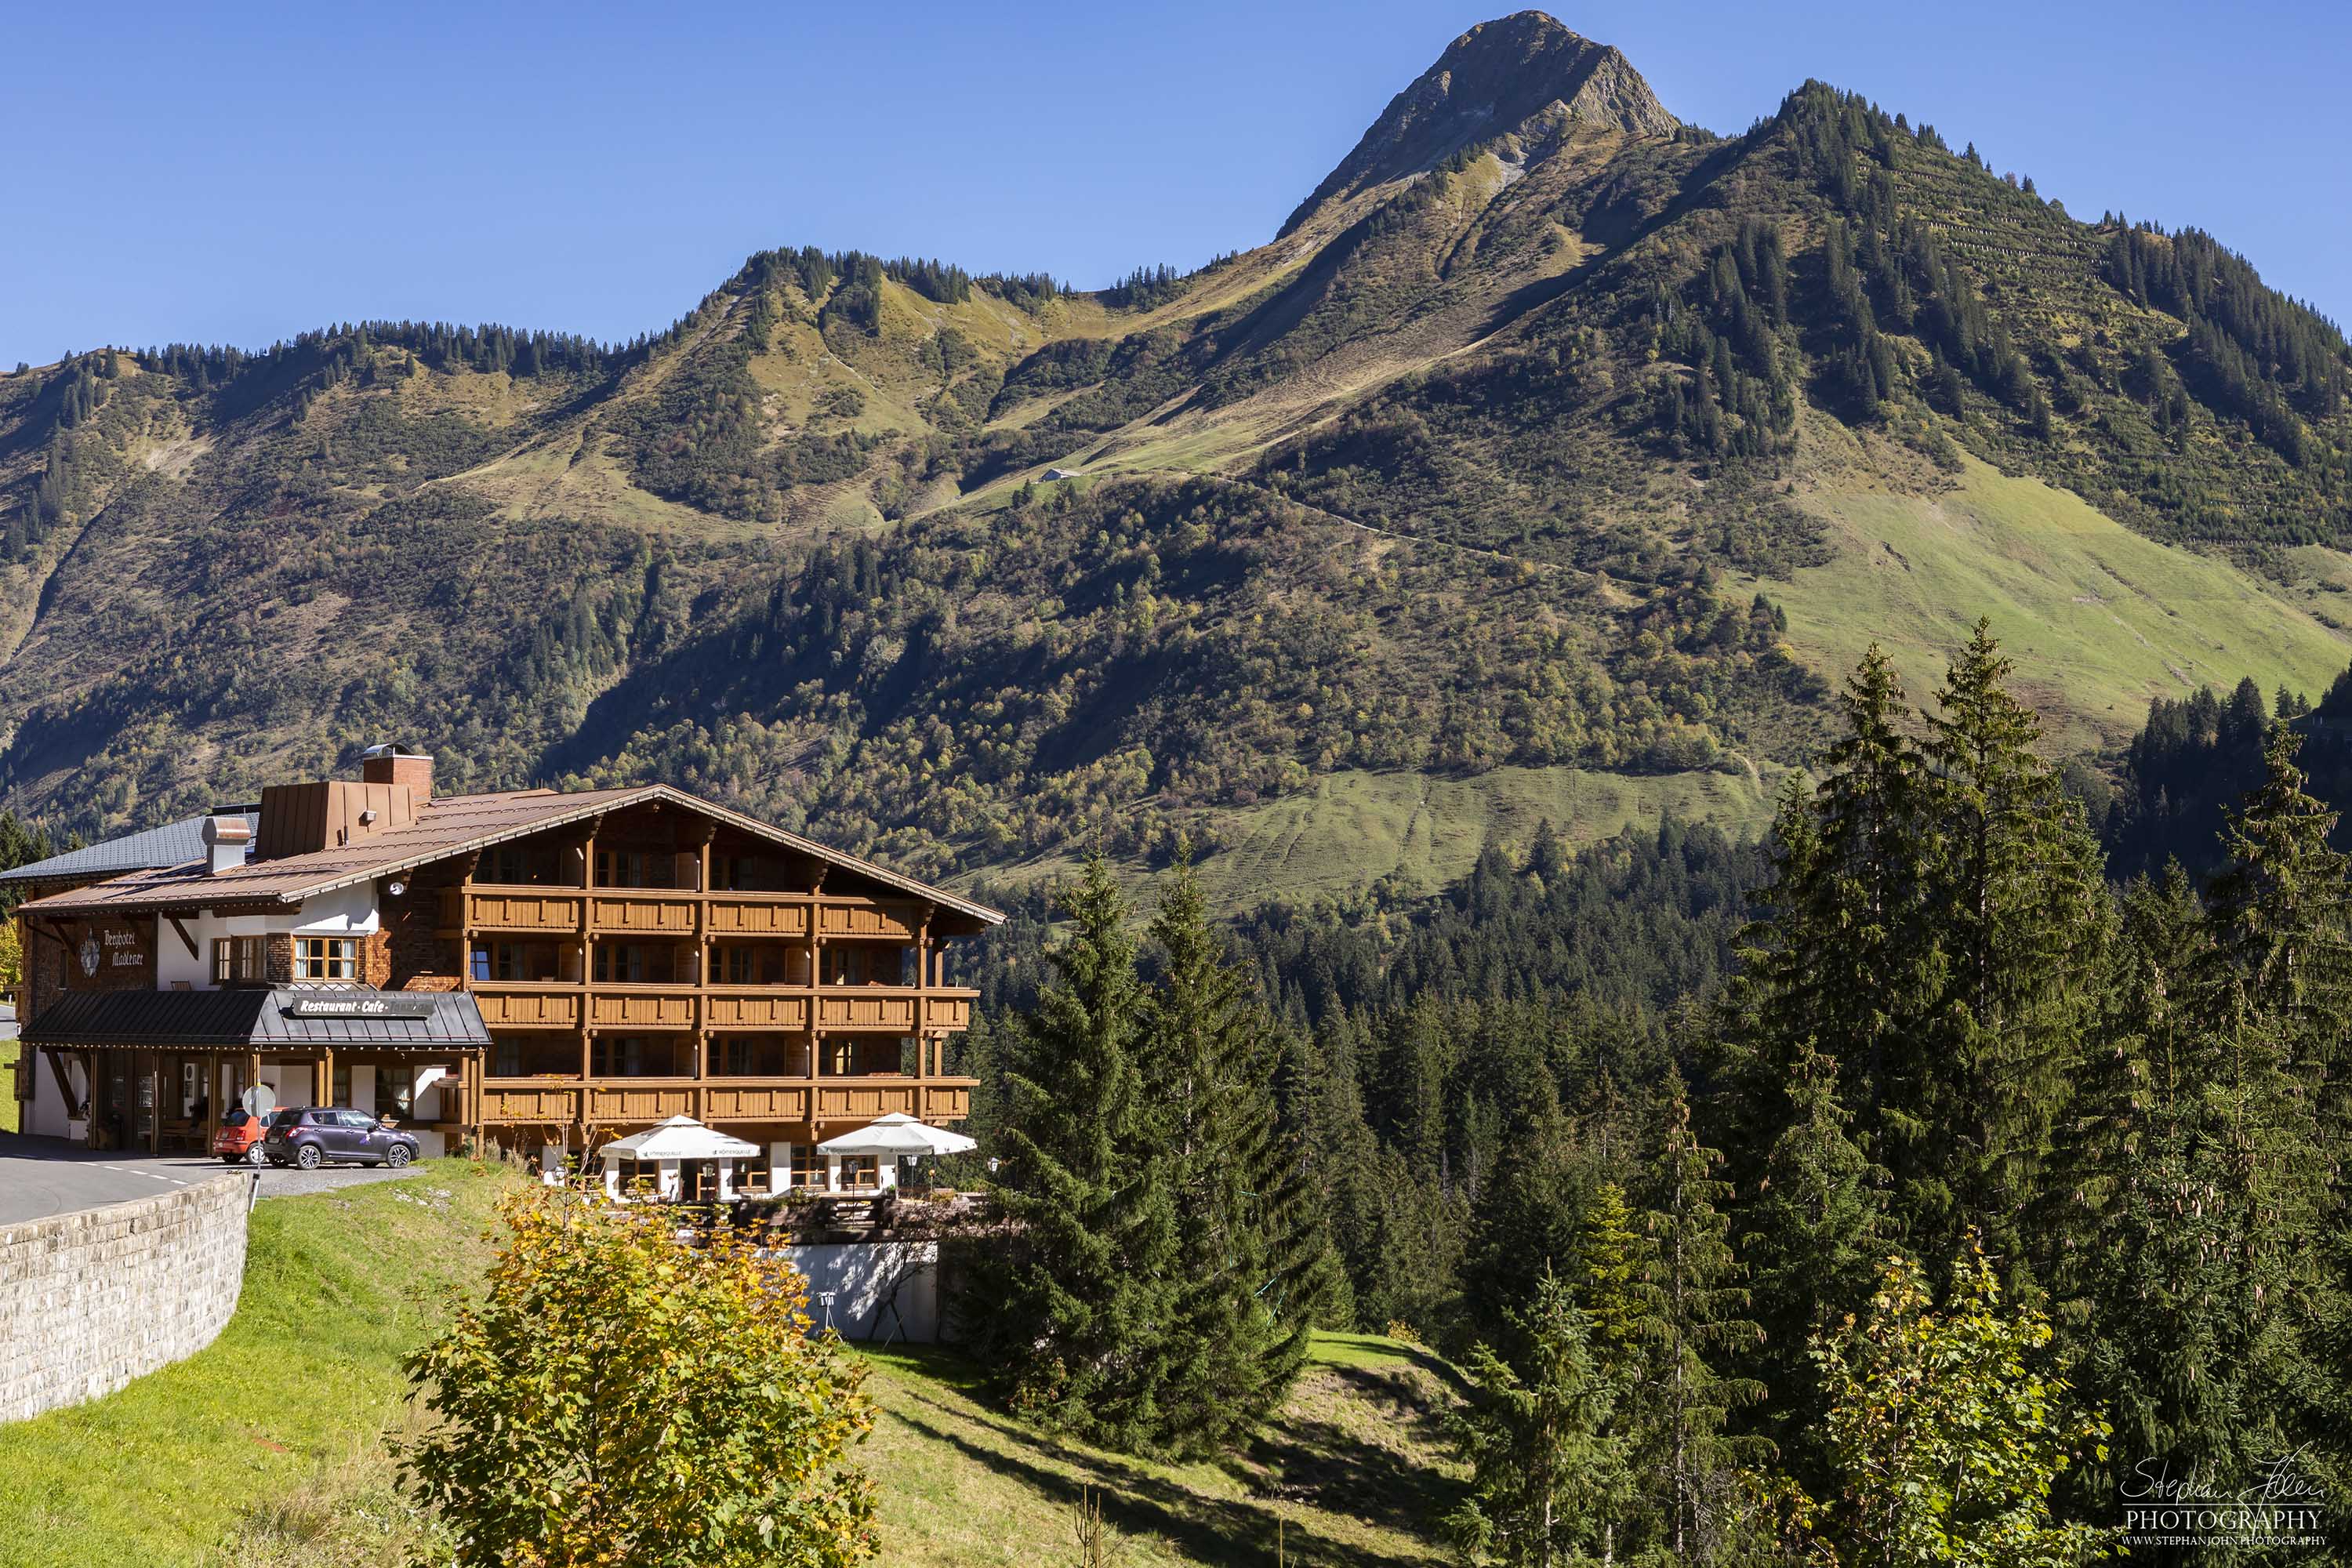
[23,988,492,1157]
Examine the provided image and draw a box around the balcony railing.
[454,884,906,940]
[477,1075,977,1127]
[466,980,976,1034]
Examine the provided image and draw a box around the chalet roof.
[16,784,1000,925]
[21,986,492,1051]
[0,811,259,887]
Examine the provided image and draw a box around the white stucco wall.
[154,887,383,992]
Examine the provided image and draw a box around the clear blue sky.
[7,0,2347,368]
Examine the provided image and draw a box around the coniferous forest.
[954,624,2352,1566]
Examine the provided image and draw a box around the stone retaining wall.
[0,1174,253,1423]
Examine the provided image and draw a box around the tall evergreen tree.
[1738,1040,1883,1483]
[958,857,1180,1451]
[1139,857,1338,1453]
[1445,1266,1634,1568]
[1639,1073,1767,1563]
[1721,644,1939,1276]
[1919,620,2111,1269]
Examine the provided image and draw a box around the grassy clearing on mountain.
[988,760,1788,910]
[1765,452,2351,748]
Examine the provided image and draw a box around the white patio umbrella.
[598,1115,762,1200]
[816,1112,978,1158]
[815,1112,976,1191]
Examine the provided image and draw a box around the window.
[713,852,789,892]
[212,935,265,986]
[494,1038,521,1077]
[593,850,675,889]
[374,1067,414,1120]
[715,945,783,985]
[485,842,564,887]
[296,936,357,982]
[717,1036,788,1076]
[788,1144,821,1189]
[590,1035,686,1078]
[592,943,680,985]
[332,1065,350,1106]
[472,941,566,982]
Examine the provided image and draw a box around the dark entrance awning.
[23,987,490,1051]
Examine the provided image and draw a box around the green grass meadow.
[1766,456,2352,750]
[0,1164,1457,1567]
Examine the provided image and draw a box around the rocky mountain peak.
[1281,12,1677,235]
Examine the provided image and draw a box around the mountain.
[1281,12,1677,231]
[3,15,2349,904]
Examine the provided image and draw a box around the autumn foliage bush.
[401,1186,879,1567]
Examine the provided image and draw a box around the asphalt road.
[0,1136,413,1225]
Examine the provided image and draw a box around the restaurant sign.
[284,994,440,1021]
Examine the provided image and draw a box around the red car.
[212,1107,280,1165]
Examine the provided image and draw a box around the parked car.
[210,1106,278,1165]
[263,1107,419,1171]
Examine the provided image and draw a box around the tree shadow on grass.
[1234,1365,1464,1537]
[884,1393,1444,1568]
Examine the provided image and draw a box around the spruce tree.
[1722,644,1939,1266]
[1639,1073,1767,1563]
[1919,620,2111,1269]
[1294,1014,1384,1326]
[959,857,1180,1451]
[1738,1040,1883,1483]
[1445,1266,1634,1568]
[1138,858,1337,1453]
[1460,1089,1588,1358]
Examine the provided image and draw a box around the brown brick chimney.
[360,744,434,798]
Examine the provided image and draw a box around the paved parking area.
[0,1136,414,1224]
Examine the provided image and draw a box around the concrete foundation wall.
[785,1240,942,1344]
[0,1174,252,1424]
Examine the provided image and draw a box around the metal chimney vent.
[200,814,252,877]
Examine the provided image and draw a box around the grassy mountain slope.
[0,1163,1456,1567]
[1,12,2346,902]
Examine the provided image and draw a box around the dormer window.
[295,936,358,982]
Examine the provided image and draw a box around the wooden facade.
[13,776,995,1166]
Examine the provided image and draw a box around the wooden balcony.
[478,1082,582,1125]
[702,989,808,1029]
[587,1082,699,1123]
[818,989,920,1031]
[815,1080,923,1120]
[704,1081,812,1121]
[706,896,808,936]
[590,893,696,935]
[924,994,974,1031]
[459,887,586,934]
[477,1075,979,1128]
[818,902,915,941]
[588,988,697,1029]
[474,985,581,1030]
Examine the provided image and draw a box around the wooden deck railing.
[477,1075,977,1127]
